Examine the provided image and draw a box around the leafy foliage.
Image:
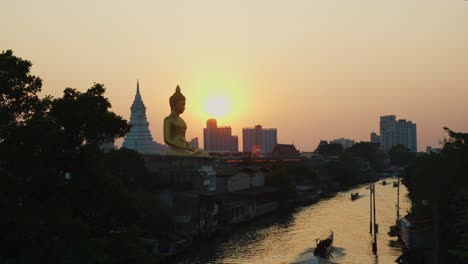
[316,142,343,157]
[50,84,130,147]
[343,142,386,171]
[0,50,168,263]
[388,144,415,166]
[403,127,468,262]
[266,164,296,205]
[0,50,43,140]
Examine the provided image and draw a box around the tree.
[0,51,167,263]
[403,127,468,262]
[388,144,415,166]
[266,164,296,206]
[0,49,43,140]
[316,143,343,157]
[50,84,130,147]
[344,142,386,171]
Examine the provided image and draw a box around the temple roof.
[270,144,300,158]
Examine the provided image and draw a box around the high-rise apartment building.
[395,119,417,152]
[380,115,417,152]
[380,115,396,151]
[203,119,238,153]
[231,136,239,154]
[242,125,277,154]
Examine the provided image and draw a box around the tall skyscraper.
[123,81,165,155]
[203,119,238,153]
[242,125,277,154]
[380,115,417,152]
[395,119,417,152]
[380,115,396,151]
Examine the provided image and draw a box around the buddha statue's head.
[169,85,186,114]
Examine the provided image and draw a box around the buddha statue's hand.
[185,143,196,151]
[188,148,209,157]
[192,149,203,155]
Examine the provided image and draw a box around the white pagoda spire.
[136,79,140,96]
[122,80,165,155]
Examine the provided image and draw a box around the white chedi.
[122,81,166,155]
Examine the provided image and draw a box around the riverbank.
[156,175,402,261]
[141,152,404,260]
[171,179,409,264]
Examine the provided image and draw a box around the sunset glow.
[2,2,467,263]
[204,95,231,119]
[2,0,468,151]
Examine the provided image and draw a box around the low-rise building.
[269,144,301,159]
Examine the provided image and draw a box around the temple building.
[122,81,166,155]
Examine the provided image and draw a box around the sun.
[204,95,232,118]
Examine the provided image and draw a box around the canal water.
[175,179,410,264]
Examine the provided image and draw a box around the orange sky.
[2,0,468,151]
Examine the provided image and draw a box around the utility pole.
[434,202,438,264]
[370,182,373,234]
[372,182,378,254]
[396,175,400,219]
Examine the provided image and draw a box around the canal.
[175,179,410,264]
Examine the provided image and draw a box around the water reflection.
[175,179,409,264]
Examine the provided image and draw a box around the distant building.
[123,81,166,155]
[231,135,239,153]
[242,125,277,154]
[270,144,300,159]
[395,119,417,152]
[215,165,267,193]
[203,119,238,153]
[380,115,396,151]
[190,137,199,149]
[314,140,329,153]
[330,138,355,150]
[370,132,381,144]
[380,115,417,152]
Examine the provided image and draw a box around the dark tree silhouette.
[0,50,166,263]
[0,50,43,139]
[316,143,343,157]
[403,127,468,262]
[388,144,415,166]
[50,84,130,147]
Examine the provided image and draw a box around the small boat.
[314,231,334,258]
[351,192,359,200]
[382,180,387,185]
[393,181,399,188]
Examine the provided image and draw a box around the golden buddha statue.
[164,85,209,157]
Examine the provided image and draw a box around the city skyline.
[2,1,468,151]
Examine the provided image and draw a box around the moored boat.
[314,231,334,258]
[351,192,359,200]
